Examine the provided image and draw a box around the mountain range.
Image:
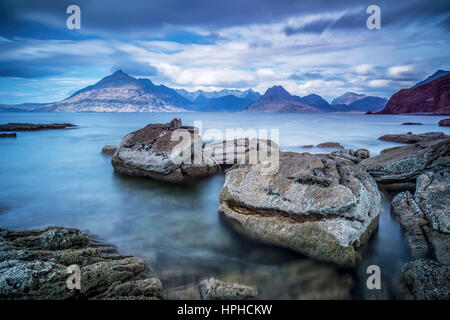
[0,69,398,113]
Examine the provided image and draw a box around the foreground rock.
[198,278,258,300]
[0,133,16,138]
[111,118,220,182]
[0,123,76,131]
[203,138,278,169]
[359,136,450,187]
[101,145,118,155]
[0,227,163,300]
[439,118,450,127]
[219,152,380,266]
[402,259,450,300]
[331,148,370,164]
[378,132,448,144]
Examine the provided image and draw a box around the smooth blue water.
[1,112,449,299]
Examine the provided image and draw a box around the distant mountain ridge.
[0,69,403,113]
[176,88,261,102]
[331,92,366,105]
[244,86,387,113]
[412,70,450,88]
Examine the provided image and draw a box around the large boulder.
[402,259,450,300]
[359,136,450,186]
[0,227,162,300]
[111,118,220,182]
[218,152,381,266]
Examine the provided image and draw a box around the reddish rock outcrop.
[378,74,450,115]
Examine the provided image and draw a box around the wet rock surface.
[359,136,450,186]
[0,226,162,300]
[219,152,380,266]
[402,259,450,300]
[198,278,258,300]
[439,118,450,126]
[0,123,76,131]
[111,118,220,182]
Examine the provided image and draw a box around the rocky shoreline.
[1,118,449,300]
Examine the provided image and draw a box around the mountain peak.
[331,92,367,105]
[263,85,292,100]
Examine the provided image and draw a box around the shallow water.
[1,112,449,299]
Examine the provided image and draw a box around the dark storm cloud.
[2,0,448,38]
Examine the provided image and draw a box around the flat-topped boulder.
[111,118,220,182]
[0,226,163,300]
[378,132,448,144]
[101,145,118,155]
[359,136,450,186]
[317,142,343,149]
[0,123,76,131]
[219,152,380,266]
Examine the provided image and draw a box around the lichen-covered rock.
[391,191,430,259]
[198,278,258,300]
[111,118,219,182]
[102,278,163,300]
[219,152,381,266]
[402,259,450,300]
[359,136,450,185]
[0,226,162,300]
[415,171,450,234]
[101,145,118,155]
[391,171,450,265]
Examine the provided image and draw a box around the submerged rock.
[402,259,450,300]
[198,278,258,300]
[111,118,220,182]
[0,133,16,138]
[402,122,423,126]
[101,145,118,155]
[219,152,380,266]
[439,118,450,127]
[378,132,448,144]
[0,123,76,131]
[317,142,343,149]
[0,226,162,300]
[359,136,450,186]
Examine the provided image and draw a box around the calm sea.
[1,112,449,299]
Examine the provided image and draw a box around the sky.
[0,0,449,104]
